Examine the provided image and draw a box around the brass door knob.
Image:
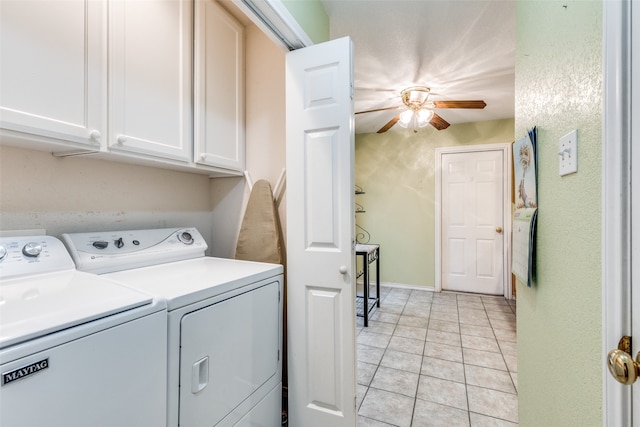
[607,349,640,385]
[496,227,503,233]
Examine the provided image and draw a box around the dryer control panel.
[61,227,207,274]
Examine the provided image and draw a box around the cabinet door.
[0,0,105,150]
[194,0,245,171]
[109,0,192,162]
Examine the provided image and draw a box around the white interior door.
[603,0,637,423]
[439,147,506,295]
[285,36,356,426]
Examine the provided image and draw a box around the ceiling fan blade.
[377,115,400,133]
[430,113,450,130]
[355,105,402,115]
[433,100,487,109]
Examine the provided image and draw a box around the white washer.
[0,235,167,427]
[61,227,284,427]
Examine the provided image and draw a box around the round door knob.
[90,130,101,141]
[0,246,7,261]
[117,135,127,145]
[607,349,640,385]
[496,227,503,233]
[339,265,348,275]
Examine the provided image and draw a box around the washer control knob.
[0,246,7,261]
[22,242,42,257]
[93,241,109,249]
[114,237,124,249]
[177,231,194,245]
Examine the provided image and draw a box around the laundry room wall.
[354,118,515,288]
[0,144,214,244]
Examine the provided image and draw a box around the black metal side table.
[355,244,380,327]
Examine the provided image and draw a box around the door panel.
[441,149,504,295]
[286,37,356,426]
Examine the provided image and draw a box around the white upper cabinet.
[0,0,105,152]
[108,0,193,162]
[194,0,245,172]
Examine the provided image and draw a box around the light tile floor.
[356,286,517,427]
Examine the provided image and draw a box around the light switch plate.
[559,129,578,176]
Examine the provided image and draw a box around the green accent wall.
[515,1,602,425]
[355,118,514,288]
[281,0,329,44]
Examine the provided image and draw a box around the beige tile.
[402,306,431,318]
[358,344,385,365]
[462,335,500,353]
[458,308,488,322]
[469,412,518,427]
[398,315,430,328]
[421,356,465,383]
[503,353,518,373]
[493,327,517,343]
[483,302,514,313]
[427,329,462,347]
[481,295,509,305]
[510,372,518,392]
[378,304,405,315]
[370,366,420,397]
[358,416,395,427]
[357,384,367,411]
[410,290,433,302]
[394,324,427,340]
[456,294,483,303]
[412,399,471,427]
[498,340,517,356]
[381,349,423,373]
[460,324,495,338]
[417,375,468,410]
[457,300,485,310]
[365,320,396,335]
[488,318,516,331]
[463,348,508,371]
[369,311,401,324]
[359,388,415,427]
[433,293,458,306]
[464,365,516,394]
[429,319,461,334]
[431,304,459,315]
[467,385,518,423]
[424,341,464,363]
[429,310,458,322]
[388,336,425,355]
[358,331,392,349]
[358,361,377,386]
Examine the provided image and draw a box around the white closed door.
[286,37,356,426]
[440,148,505,295]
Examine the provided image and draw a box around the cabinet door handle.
[117,135,128,145]
[90,130,101,141]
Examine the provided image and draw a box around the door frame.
[602,0,634,425]
[435,142,513,299]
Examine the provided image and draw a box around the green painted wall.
[355,118,514,288]
[515,1,602,425]
[281,0,329,44]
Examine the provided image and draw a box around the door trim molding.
[602,0,633,425]
[435,142,513,298]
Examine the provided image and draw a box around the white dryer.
[61,227,284,427]
[0,235,167,427]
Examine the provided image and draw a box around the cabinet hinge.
[278,350,280,361]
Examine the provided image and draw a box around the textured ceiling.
[320,0,516,134]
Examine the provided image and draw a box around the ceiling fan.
[355,86,487,133]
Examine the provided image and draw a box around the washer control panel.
[61,227,208,274]
[0,236,75,280]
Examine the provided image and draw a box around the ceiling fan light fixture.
[416,109,434,127]
[401,86,430,109]
[398,109,414,127]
